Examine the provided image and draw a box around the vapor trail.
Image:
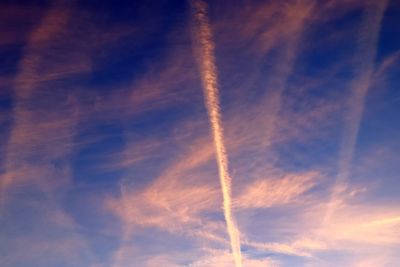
[323,0,388,224]
[190,1,242,266]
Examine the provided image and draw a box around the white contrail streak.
[323,0,388,225]
[190,1,242,266]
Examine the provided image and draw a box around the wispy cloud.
[190,249,280,267]
[322,0,389,225]
[235,171,319,209]
[1,1,74,201]
[1,0,399,266]
[0,3,96,267]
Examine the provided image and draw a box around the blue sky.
[0,0,400,266]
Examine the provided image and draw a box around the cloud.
[214,0,314,57]
[191,1,243,265]
[107,178,219,232]
[87,51,197,123]
[269,190,400,265]
[0,3,97,267]
[105,132,219,231]
[2,0,397,266]
[1,1,78,199]
[227,1,315,150]
[322,0,389,229]
[235,171,319,209]
[0,193,95,267]
[1,235,91,267]
[373,50,400,82]
[317,205,400,247]
[190,250,280,267]
[105,115,329,264]
[0,3,46,46]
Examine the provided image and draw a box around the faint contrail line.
[322,0,388,225]
[259,0,313,148]
[190,1,242,266]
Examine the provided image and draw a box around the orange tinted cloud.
[322,0,389,228]
[1,4,73,198]
[190,250,279,267]
[235,172,319,209]
[106,135,219,232]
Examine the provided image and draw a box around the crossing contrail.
[190,1,242,266]
[322,0,388,226]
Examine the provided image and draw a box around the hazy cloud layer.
[0,0,399,266]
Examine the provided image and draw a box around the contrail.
[322,0,388,225]
[260,0,313,148]
[190,1,242,266]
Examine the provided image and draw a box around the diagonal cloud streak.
[323,0,389,226]
[190,1,242,266]
[0,2,71,206]
[259,0,314,148]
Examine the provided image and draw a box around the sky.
[0,0,400,266]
